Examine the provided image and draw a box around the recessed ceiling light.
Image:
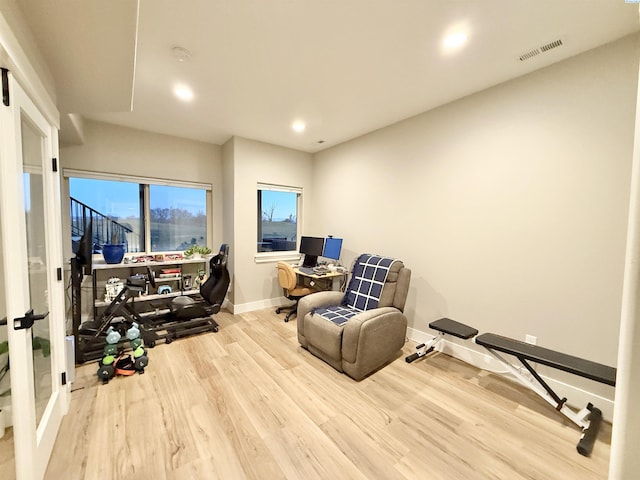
[443,31,468,49]
[292,121,306,133]
[174,84,194,101]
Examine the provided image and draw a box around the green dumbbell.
[102,355,115,365]
[130,337,143,350]
[104,344,118,356]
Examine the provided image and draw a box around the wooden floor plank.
[41,308,610,479]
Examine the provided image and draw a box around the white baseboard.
[228,296,288,315]
[406,327,615,421]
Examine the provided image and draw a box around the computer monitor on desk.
[300,236,324,268]
[322,237,342,263]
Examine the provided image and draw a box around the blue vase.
[102,244,125,264]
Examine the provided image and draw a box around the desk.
[294,267,347,292]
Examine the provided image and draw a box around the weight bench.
[405,317,478,363]
[406,318,616,457]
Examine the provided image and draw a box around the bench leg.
[482,347,602,456]
[405,333,443,363]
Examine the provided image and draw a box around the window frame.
[64,169,212,255]
[255,182,302,264]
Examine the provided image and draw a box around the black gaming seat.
[172,244,230,319]
[199,243,230,314]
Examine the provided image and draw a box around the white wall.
[221,138,236,304]
[312,35,639,400]
[0,0,56,109]
[610,31,640,479]
[228,136,313,311]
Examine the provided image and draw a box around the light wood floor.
[36,308,610,479]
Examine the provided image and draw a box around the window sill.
[254,251,301,264]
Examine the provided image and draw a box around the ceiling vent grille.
[519,48,540,61]
[519,38,563,62]
[540,39,563,53]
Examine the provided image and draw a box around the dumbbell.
[106,326,121,345]
[126,322,140,341]
[134,354,149,372]
[97,355,116,383]
[104,343,118,356]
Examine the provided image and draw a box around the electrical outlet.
[525,334,537,345]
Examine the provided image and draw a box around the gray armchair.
[297,255,411,381]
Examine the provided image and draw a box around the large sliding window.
[67,171,211,254]
[257,183,300,254]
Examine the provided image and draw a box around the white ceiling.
[18,0,640,153]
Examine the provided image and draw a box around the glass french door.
[0,71,67,479]
[22,111,54,428]
[0,198,13,476]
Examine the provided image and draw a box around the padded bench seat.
[475,333,616,386]
[429,317,478,339]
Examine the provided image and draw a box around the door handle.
[13,309,48,330]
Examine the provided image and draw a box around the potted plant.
[102,231,126,264]
[184,244,211,259]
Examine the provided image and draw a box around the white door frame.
[0,69,68,480]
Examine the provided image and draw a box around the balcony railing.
[70,197,140,252]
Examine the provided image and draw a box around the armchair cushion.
[312,254,399,326]
[297,254,411,381]
[342,254,397,311]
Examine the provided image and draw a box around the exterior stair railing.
[70,197,139,252]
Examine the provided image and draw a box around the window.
[149,185,207,251]
[257,184,300,253]
[68,172,210,254]
[69,177,143,251]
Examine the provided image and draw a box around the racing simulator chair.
[76,244,230,361]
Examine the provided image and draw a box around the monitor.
[322,237,343,261]
[299,236,324,268]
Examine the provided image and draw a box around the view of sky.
[70,178,296,222]
[262,190,297,221]
[70,178,206,218]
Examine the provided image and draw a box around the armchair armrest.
[297,291,344,346]
[297,291,344,320]
[341,307,408,380]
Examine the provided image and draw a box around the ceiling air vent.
[540,39,563,53]
[519,38,564,62]
[519,48,540,61]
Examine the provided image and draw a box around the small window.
[257,185,300,253]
